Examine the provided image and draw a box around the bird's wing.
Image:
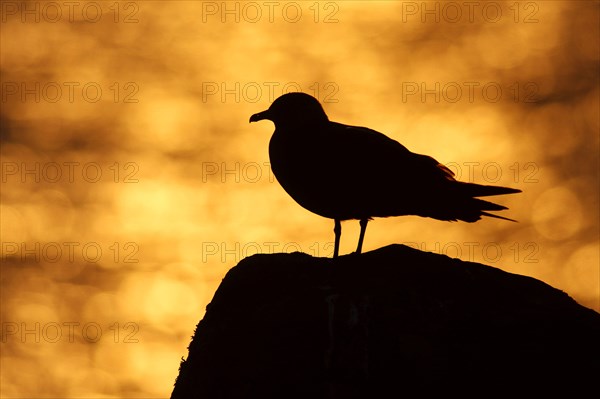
[327,122,455,186]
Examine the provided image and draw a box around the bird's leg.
[333,219,341,258]
[356,219,369,254]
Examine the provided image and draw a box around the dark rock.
[171,244,600,398]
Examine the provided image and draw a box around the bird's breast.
[268,132,346,219]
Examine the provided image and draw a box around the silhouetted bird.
[250,93,521,258]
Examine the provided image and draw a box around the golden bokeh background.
[1,1,598,397]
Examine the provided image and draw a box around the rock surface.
[171,245,600,398]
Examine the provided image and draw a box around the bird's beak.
[249,110,271,123]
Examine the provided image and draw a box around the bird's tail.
[480,211,517,222]
[457,197,518,223]
[457,181,522,197]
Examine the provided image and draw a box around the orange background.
[1,1,598,397]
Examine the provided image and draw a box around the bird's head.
[249,92,329,128]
